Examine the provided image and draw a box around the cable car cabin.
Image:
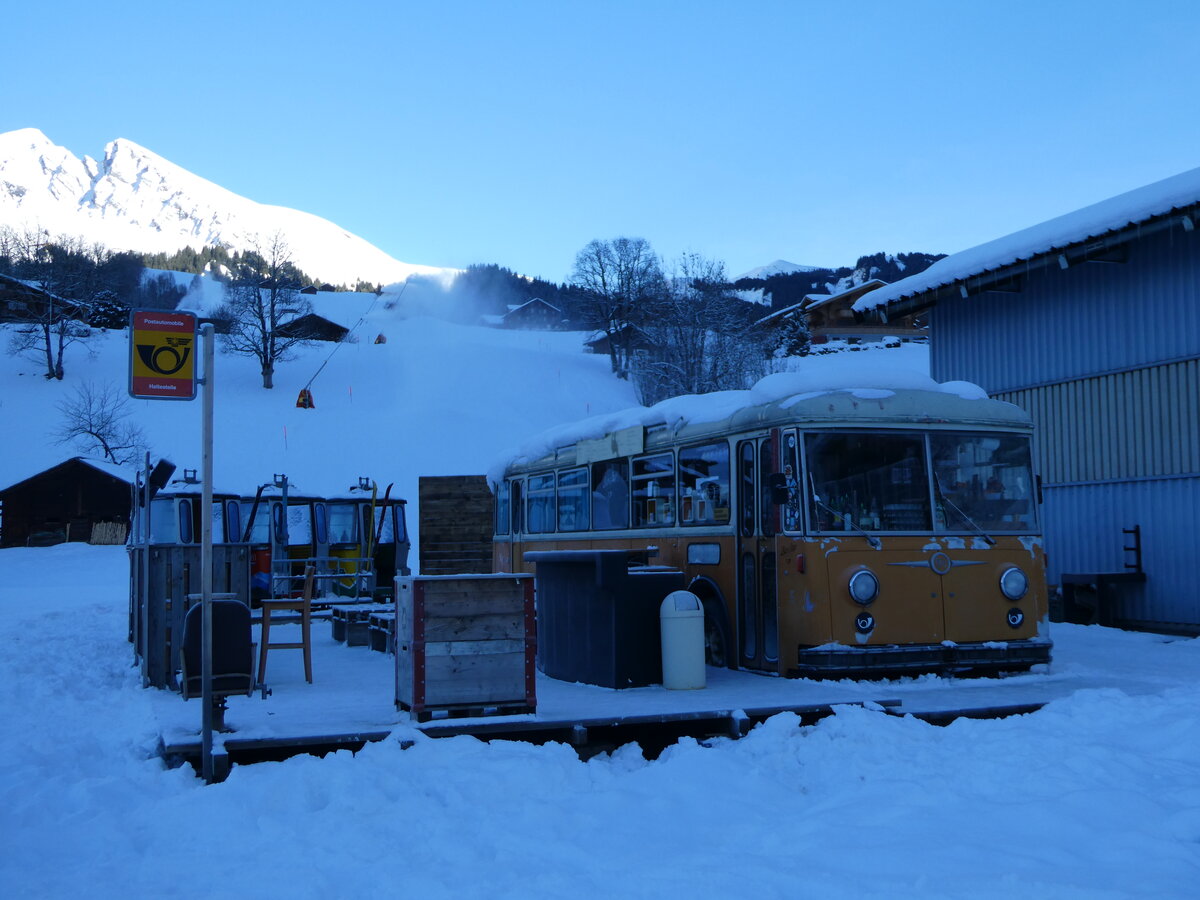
[494,387,1052,679]
[130,480,244,546]
[240,484,328,602]
[323,485,412,599]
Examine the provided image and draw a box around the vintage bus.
[493,386,1052,678]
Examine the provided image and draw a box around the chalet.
[0,273,85,324]
[754,279,926,346]
[502,298,564,330]
[274,290,381,342]
[0,457,134,547]
[855,166,1200,632]
[583,323,654,357]
[275,312,350,342]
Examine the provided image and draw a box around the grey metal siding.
[930,223,1199,392]
[1041,477,1199,628]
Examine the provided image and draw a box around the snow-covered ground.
[2,543,1199,898]
[4,317,1200,897]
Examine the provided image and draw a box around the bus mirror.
[768,472,789,505]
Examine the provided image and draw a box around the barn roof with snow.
[854,166,1200,316]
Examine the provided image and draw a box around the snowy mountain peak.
[734,259,823,281]
[0,128,455,288]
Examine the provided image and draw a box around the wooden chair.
[258,565,315,684]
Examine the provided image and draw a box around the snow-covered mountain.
[733,259,823,281]
[0,128,454,288]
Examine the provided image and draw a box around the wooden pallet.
[398,700,537,723]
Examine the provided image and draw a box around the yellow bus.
[493,385,1052,678]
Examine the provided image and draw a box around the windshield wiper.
[810,474,881,549]
[933,480,995,546]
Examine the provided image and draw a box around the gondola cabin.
[240,482,327,600]
[494,384,1052,678]
[324,482,412,599]
[130,474,243,546]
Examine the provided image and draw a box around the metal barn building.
[856,168,1200,632]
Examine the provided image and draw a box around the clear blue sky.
[6,0,1199,283]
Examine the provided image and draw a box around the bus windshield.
[805,432,931,532]
[930,432,1037,532]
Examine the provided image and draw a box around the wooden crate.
[368,611,395,653]
[331,603,391,646]
[395,574,535,721]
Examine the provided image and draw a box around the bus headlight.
[999,567,1028,601]
[849,570,880,605]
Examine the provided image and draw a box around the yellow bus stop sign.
[129,310,197,400]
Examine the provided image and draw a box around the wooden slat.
[421,613,527,642]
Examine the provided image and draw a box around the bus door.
[735,435,780,672]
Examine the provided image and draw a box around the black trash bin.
[525,549,684,689]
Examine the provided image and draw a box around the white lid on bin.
[661,590,703,616]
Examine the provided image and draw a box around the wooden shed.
[0,457,134,547]
[856,167,1200,632]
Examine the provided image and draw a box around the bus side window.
[557,468,589,531]
[495,482,511,536]
[632,453,675,527]
[528,474,556,533]
[679,443,730,525]
[591,459,630,530]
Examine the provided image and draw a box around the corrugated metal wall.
[927,220,1200,629]
[995,359,1200,484]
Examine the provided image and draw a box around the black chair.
[180,598,256,730]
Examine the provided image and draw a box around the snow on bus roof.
[489,348,992,485]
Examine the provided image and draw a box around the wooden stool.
[258,566,314,684]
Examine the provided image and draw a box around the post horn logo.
[136,336,192,375]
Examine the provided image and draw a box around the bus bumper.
[790,638,1053,678]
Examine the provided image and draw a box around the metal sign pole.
[199,324,216,784]
[140,451,151,687]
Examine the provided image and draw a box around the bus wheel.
[704,614,728,668]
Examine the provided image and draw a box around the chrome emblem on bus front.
[888,553,986,574]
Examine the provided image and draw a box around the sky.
[5,1,1200,283]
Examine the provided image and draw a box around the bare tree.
[216,233,313,388]
[633,252,766,404]
[54,381,148,465]
[3,229,93,379]
[3,228,143,378]
[570,237,664,377]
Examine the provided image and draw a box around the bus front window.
[806,432,931,532]
[930,433,1037,532]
